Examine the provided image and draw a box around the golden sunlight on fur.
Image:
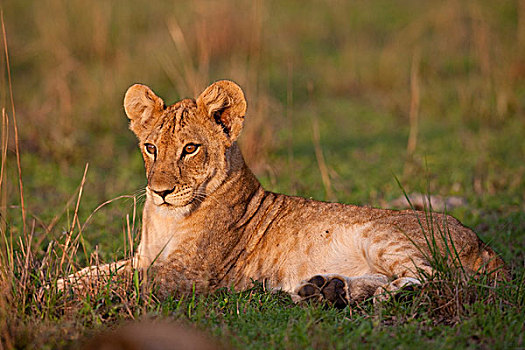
[57,80,508,308]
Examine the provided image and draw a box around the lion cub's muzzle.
[146,185,195,207]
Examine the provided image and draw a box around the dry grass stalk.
[59,164,89,270]
[0,109,8,239]
[311,117,335,201]
[67,172,92,261]
[285,61,296,193]
[406,50,420,157]
[1,11,25,236]
[0,111,11,350]
[166,19,208,98]
[1,12,26,347]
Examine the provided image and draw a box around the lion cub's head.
[124,80,247,213]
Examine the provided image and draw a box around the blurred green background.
[1,0,524,262]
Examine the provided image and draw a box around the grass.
[1,0,525,348]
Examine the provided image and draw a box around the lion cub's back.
[266,194,501,279]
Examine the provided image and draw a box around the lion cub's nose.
[152,188,175,199]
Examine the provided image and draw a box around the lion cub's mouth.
[146,186,196,208]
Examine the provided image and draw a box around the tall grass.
[374,182,514,325]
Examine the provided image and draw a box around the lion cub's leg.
[55,259,132,291]
[294,274,421,308]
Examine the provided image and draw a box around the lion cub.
[60,80,507,307]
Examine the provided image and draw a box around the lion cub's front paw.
[295,275,350,309]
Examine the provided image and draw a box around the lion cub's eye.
[144,143,156,155]
[183,143,199,155]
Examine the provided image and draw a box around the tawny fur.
[58,80,508,306]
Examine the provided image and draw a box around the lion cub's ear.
[124,84,165,137]
[196,80,247,144]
